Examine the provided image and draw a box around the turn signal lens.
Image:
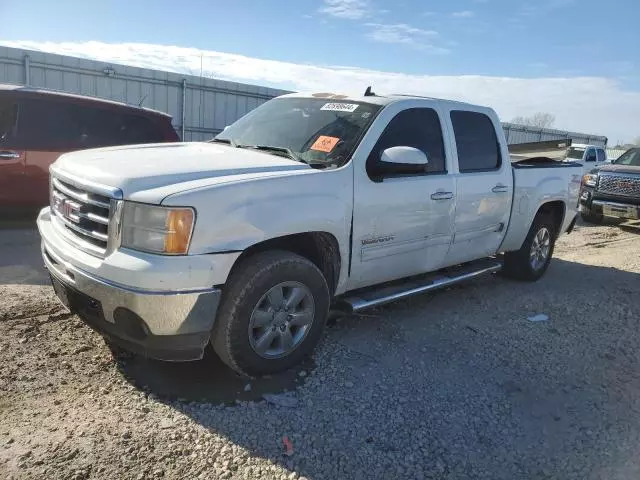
[165,209,195,254]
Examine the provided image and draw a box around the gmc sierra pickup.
[37,91,582,376]
[579,147,640,223]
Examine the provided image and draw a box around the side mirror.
[380,146,429,166]
[371,146,429,178]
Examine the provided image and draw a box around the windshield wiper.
[239,144,301,163]
[209,137,237,147]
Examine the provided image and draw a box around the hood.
[594,163,640,175]
[52,142,309,197]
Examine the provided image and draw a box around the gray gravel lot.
[1,219,640,480]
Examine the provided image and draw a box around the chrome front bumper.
[42,243,221,361]
[591,200,640,220]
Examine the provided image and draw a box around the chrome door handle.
[431,191,454,201]
[0,151,20,160]
[492,184,509,193]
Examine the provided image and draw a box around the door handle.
[492,184,509,193]
[0,151,21,160]
[431,191,454,201]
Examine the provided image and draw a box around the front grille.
[597,173,640,198]
[50,175,114,256]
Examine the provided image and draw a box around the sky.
[1,0,639,143]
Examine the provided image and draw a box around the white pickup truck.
[37,91,582,376]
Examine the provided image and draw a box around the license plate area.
[602,204,639,220]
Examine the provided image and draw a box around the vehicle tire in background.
[212,250,330,377]
[502,213,557,281]
[580,209,604,224]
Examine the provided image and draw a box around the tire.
[580,209,603,224]
[212,250,330,377]
[502,213,557,282]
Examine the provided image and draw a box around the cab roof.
[279,91,486,110]
[0,83,172,118]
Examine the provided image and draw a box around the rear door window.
[596,148,606,162]
[0,98,19,148]
[450,110,501,172]
[585,148,597,162]
[18,98,165,151]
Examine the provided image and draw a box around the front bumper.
[38,207,225,361]
[590,200,640,220]
[579,189,640,220]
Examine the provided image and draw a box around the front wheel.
[212,251,330,377]
[502,213,556,281]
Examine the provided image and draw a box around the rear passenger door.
[350,103,455,289]
[443,109,513,266]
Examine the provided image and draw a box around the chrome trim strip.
[56,211,109,242]
[51,216,107,256]
[52,178,111,209]
[106,199,124,255]
[50,165,123,200]
[592,199,639,208]
[83,212,110,225]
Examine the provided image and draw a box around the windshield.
[566,147,585,159]
[214,97,382,167]
[613,148,640,166]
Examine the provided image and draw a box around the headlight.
[121,203,195,255]
[582,173,597,187]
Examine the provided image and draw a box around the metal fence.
[502,122,607,148]
[1,46,608,147]
[0,46,289,141]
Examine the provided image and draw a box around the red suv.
[0,84,179,210]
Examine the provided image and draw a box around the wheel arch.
[535,200,566,238]
[229,232,342,296]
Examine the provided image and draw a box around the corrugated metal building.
[1,46,608,147]
[0,46,288,141]
[502,122,607,148]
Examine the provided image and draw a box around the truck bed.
[499,161,583,253]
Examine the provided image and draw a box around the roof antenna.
[364,86,375,97]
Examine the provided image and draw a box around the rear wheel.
[212,251,330,377]
[503,213,556,281]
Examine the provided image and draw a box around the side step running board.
[337,259,502,312]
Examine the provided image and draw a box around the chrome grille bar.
[52,177,111,209]
[50,173,119,257]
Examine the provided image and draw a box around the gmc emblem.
[55,198,80,223]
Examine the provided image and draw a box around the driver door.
[349,104,455,290]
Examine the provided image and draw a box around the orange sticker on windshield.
[310,136,340,153]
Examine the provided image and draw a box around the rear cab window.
[450,110,501,172]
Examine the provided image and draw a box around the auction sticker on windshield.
[310,136,341,153]
[320,103,359,113]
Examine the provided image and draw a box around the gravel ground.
[1,218,640,480]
